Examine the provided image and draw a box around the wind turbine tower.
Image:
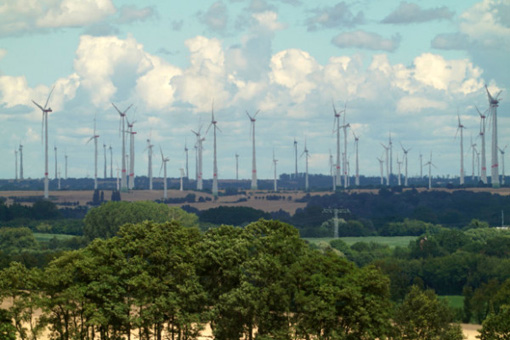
[424,153,436,190]
[470,138,477,181]
[377,157,384,185]
[389,133,393,185]
[179,168,185,191]
[246,110,260,190]
[486,85,502,187]
[191,128,204,190]
[146,138,154,190]
[19,144,23,180]
[401,144,411,187]
[301,140,310,191]
[111,103,132,192]
[54,146,58,180]
[397,156,402,186]
[476,106,488,184]
[272,150,278,192]
[126,117,137,190]
[109,146,113,178]
[235,153,239,180]
[342,110,350,188]
[206,105,221,197]
[381,143,390,185]
[456,113,466,185]
[14,149,18,180]
[332,102,344,187]
[103,143,107,179]
[329,150,335,190]
[499,145,507,185]
[86,118,100,190]
[184,141,189,178]
[160,147,169,199]
[32,86,54,199]
[353,131,359,186]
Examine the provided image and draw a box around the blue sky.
[0,0,509,183]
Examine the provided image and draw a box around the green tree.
[479,304,510,340]
[0,309,16,340]
[394,285,463,340]
[0,227,38,254]
[83,201,198,239]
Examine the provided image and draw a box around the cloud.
[252,11,286,32]
[117,5,155,24]
[332,30,401,52]
[431,33,471,50]
[396,96,447,113]
[0,0,116,36]
[381,2,454,24]
[0,49,6,60]
[197,1,229,33]
[306,2,364,31]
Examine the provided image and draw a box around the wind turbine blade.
[111,102,122,115]
[205,123,212,136]
[216,125,222,133]
[245,111,253,120]
[253,110,260,118]
[44,85,55,109]
[86,136,94,144]
[32,100,44,111]
[160,146,164,160]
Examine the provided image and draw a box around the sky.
[0,0,509,183]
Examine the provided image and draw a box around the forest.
[1,190,510,338]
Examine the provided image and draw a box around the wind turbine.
[332,102,345,187]
[184,140,189,179]
[342,107,350,188]
[423,153,436,190]
[86,118,100,190]
[126,115,137,190]
[191,128,204,190]
[206,104,221,197]
[470,137,477,182]
[486,84,502,187]
[352,130,360,186]
[476,106,488,184]
[109,145,113,178]
[455,112,466,185]
[381,142,390,185]
[401,143,411,187]
[246,110,260,190]
[146,138,154,190]
[235,153,239,181]
[32,85,55,199]
[272,149,278,192]
[329,150,335,190]
[103,143,107,179]
[14,148,18,180]
[111,102,133,192]
[19,144,23,180]
[397,155,402,186]
[54,145,58,180]
[499,145,508,185]
[388,133,393,185]
[294,138,298,179]
[179,168,185,191]
[160,147,169,199]
[377,157,384,185]
[301,139,310,191]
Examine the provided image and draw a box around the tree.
[394,285,463,340]
[83,201,198,239]
[0,227,38,254]
[479,304,510,340]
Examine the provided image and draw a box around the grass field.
[304,236,417,249]
[440,295,464,309]
[34,233,76,242]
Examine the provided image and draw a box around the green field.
[440,295,464,309]
[34,233,76,242]
[304,236,417,249]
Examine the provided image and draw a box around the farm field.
[33,233,75,243]
[304,236,418,249]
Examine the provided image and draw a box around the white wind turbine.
[388,133,393,185]
[455,112,466,185]
[499,145,508,185]
[301,139,310,191]
[486,85,502,187]
[377,157,384,185]
[103,143,107,179]
[179,168,185,191]
[19,144,24,180]
[32,86,55,199]
[397,155,402,186]
[341,107,350,188]
[424,153,436,190]
[235,153,239,181]
[476,106,488,184]
[332,102,345,187]
[126,115,137,190]
[470,137,477,182]
[109,145,113,178]
[111,103,133,192]
[381,142,390,185]
[160,147,169,199]
[191,127,204,190]
[352,130,360,186]
[146,138,154,190]
[86,118,100,190]
[401,143,411,187]
[14,148,18,180]
[54,145,58,180]
[246,110,260,190]
[206,104,221,197]
[272,149,278,192]
[184,140,189,179]
[329,150,335,190]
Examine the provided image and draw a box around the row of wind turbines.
[26,85,503,199]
